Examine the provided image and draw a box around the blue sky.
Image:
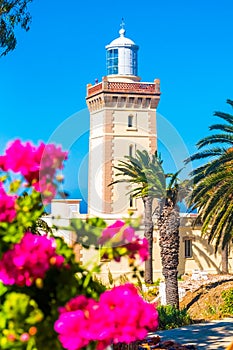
[0,0,233,212]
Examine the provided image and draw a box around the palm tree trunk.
[221,243,229,274]
[142,196,154,284]
[158,203,180,309]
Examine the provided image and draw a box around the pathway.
[153,318,233,349]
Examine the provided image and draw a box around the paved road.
[151,318,233,349]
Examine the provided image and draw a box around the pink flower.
[98,221,149,262]
[0,183,17,223]
[54,284,159,350]
[98,220,125,245]
[1,140,39,178]
[0,232,64,286]
[97,284,158,344]
[0,139,68,204]
[34,178,57,205]
[39,143,68,176]
[0,155,6,171]
[126,237,149,262]
[20,333,30,342]
[55,296,98,350]
[7,333,16,342]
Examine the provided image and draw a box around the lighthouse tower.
[86,24,161,217]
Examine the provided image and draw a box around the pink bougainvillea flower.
[0,232,64,286]
[97,284,159,344]
[98,220,149,262]
[54,284,159,350]
[0,139,68,204]
[0,139,67,182]
[55,295,98,350]
[1,139,39,177]
[126,237,149,262]
[39,143,68,175]
[0,183,17,223]
[122,225,135,242]
[0,155,6,171]
[34,178,57,205]
[98,220,125,245]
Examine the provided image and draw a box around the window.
[129,145,133,157]
[128,115,133,127]
[129,195,134,208]
[184,239,192,258]
[132,50,138,76]
[107,49,118,75]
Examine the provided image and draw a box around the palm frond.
[197,134,233,148]
[209,124,233,133]
[213,110,233,125]
[226,99,233,108]
[110,150,168,200]
[184,148,224,164]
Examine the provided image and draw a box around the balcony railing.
[87,80,160,97]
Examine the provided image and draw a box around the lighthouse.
[86,24,161,217]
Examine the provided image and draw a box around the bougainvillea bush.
[0,139,158,350]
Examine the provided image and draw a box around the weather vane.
[120,18,125,30]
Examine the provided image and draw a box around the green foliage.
[111,150,166,199]
[119,274,130,285]
[206,304,217,315]
[186,99,233,251]
[107,267,114,286]
[221,289,233,315]
[157,305,192,330]
[137,283,159,302]
[0,190,45,259]
[0,0,32,56]
[151,278,161,286]
[0,281,8,296]
[69,217,106,248]
[143,287,159,302]
[28,218,53,235]
[122,214,142,230]
[0,292,43,349]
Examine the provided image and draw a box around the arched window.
[128,115,133,128]
[129,145,133,157]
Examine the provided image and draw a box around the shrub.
[221,289,233,316]
[157,305,192,330]
[0,139,159,350]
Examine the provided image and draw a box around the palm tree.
[111,150,189,308]
[185,99,233,273]
[156,172,189,308]
[111,150,166,284]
